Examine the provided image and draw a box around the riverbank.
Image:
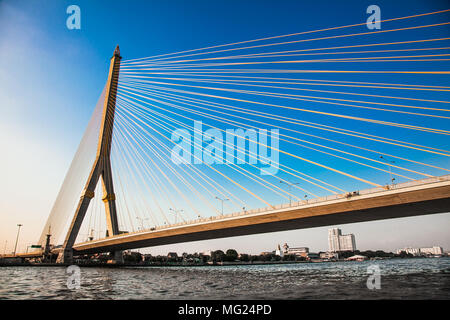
[0,260,308,267]
[1,256,437,268]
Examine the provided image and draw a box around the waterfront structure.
[396,247,421,256]
[420,246,444,255]
[328,228,356,252]
[279,243,309,257]
[320,252,339,260]
[396,246,444,256]
[275,244,284,257]
[346,255,368,261]
[306,252,320,260]
[287,247,309,257]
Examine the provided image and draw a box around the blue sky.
[0,0,449,255]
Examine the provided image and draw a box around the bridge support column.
[56,248,73,265]
[57,45,122,264]
[111,250,124,264]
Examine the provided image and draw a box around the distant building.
[280,243,309,257]
[346,255,368,261]
[328,228,356,252]
[396,246,444,256]
[320,252,339,260]
[420,246,443,255]
[396,247,421,256]
[287,247,309,257]
[306,252,320,260]
[275,244,284,257]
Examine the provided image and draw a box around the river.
[0,258,449,299]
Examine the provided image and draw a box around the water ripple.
[0,258,449,299]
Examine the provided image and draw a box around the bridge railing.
[169,174,450,228]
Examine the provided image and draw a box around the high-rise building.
[328,228,341,252]
[328,228,356,252]
[339,234,356,251]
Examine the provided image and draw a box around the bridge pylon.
[57,45,123,264]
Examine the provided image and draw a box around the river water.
[0,258,449,299]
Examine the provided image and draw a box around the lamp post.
[215,196,229,215]
[88,228,94,241]
[380,156,396,186]
[169,208,184,224]
[136,217,148,230]
[13,224,22,256]
[279,181,300,205]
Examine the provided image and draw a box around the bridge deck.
[70,175,450,254]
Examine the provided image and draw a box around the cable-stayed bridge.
[5,9,450,263]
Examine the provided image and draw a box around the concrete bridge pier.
[56,248,73,264]
[111,250,124,264]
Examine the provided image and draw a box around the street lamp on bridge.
[215,196,229,215]
[279,181,300,205]
[136,217,149,230]
[380,156,396,186]
[13,224,22,256]
[169,208,184,224]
